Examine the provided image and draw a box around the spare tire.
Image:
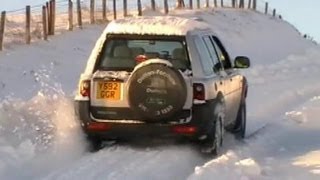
[127,63,187,121]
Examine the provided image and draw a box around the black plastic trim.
[90,106,191,122]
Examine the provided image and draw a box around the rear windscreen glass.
[97,38,190,71]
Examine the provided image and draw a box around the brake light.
[135,54,148,63]
[87,122,111,131]
[80,80,90,97]
[172,126,197,134]
[193,83,205,100]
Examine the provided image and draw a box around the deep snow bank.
[0,25,105,179]
[0,94,87,178]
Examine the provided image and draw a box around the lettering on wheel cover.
[137,69,177,85]
[129,63,187,120]
[135,68,178,117]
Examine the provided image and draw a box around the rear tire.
[86,136,103,152]
[199,101,224,156]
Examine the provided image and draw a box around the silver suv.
[75,16,250,154]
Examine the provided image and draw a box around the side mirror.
[234,56,250,69]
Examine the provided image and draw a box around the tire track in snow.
[43,144,209,180]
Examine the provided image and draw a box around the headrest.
[114,46,132,58]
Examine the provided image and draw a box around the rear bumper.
[75,100,206,140]
[84,122,199,139]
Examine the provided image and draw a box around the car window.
[97,38,190,71]
[211,36,232,69]
[202,36,222,72]
[193,36,214,75]
[211,39,225,61]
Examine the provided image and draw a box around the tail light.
[193,83,205,100]
[172,126,197,134]
[80,80,90,97]
[87,122,111,131]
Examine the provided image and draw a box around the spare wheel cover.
[128,63,187,121]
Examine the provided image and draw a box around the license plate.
[96,81,121,100]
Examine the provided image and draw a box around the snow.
[293,151,320,174]
[171,9,316,61]
[105,16,210,36]
[92,70,131,81]
[0,6,320,180]
[190,95,320,180]
[0,25,105,100]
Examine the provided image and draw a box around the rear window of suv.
[96,34,190,71]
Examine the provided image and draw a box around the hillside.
[0,8,319,179]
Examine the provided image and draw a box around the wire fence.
[0,0,279,51]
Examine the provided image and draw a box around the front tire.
[234,102,246,139]
[212,117,223,155]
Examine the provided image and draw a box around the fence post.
[0,11,6,51]
[102,0,107,21]
[248,0,251,9]
[265,2,268,14]
[113,0,117,19]
[51,0,56,35]
[189,0,193,9]
[90,0,95,24]
[68,0,73,30]
[48,0,56,35]
[177,0,182,8]
[25,6,31,44]
[151,0,156,11]
[164,0,169,14]
[239,0,244,8]
[137,0,142,16]
[214,0,217,7]
[46,2,51,34]
[123,0,128,17]
[272,9,276,17]
[252,0,256,10]
[221,0,224,7]
[197,0,200,9]
[42,6,48,40]
[49,0,53,35]
[76,0,82,29]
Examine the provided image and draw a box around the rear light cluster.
[171,126,197,134]
[80,80,90,97]
[193,83,205,100]
[87,122,111,131]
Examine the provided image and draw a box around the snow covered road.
[0,8,319,180]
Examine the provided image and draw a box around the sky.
[0,0,45,9]
[266,0,319,43]
[0,0,319,43]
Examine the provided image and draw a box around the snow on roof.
[105,16,211,36]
